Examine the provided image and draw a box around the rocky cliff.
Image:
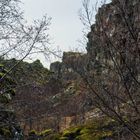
[48,0,140,139]
[0,0,139,139]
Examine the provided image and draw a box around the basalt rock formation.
[47,0,140,139]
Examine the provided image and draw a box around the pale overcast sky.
[21,0,110,67]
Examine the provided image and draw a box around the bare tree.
[0,0,60,83]
[72,0,140,139]
[78,0,110,48]
[0,0,60,139]
[78,0,94,49]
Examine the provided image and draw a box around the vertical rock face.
[87,0,140,57]
[50,52,88,82]
[86,0,140,83]
[50,61,62,79]
[84,1,140,138]
[52,0,140,89]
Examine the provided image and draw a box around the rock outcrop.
[49,0,140,139]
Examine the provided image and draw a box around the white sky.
[21,0,110,67]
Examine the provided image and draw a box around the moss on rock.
[51,117,115,140]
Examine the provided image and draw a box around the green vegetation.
[0,64,23,139]
[39,129,53,136]
[57,118,114,140]
[33,117,116,140]
[28,129,53,140]
[0,128,13,139]
[0,64,16,103]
